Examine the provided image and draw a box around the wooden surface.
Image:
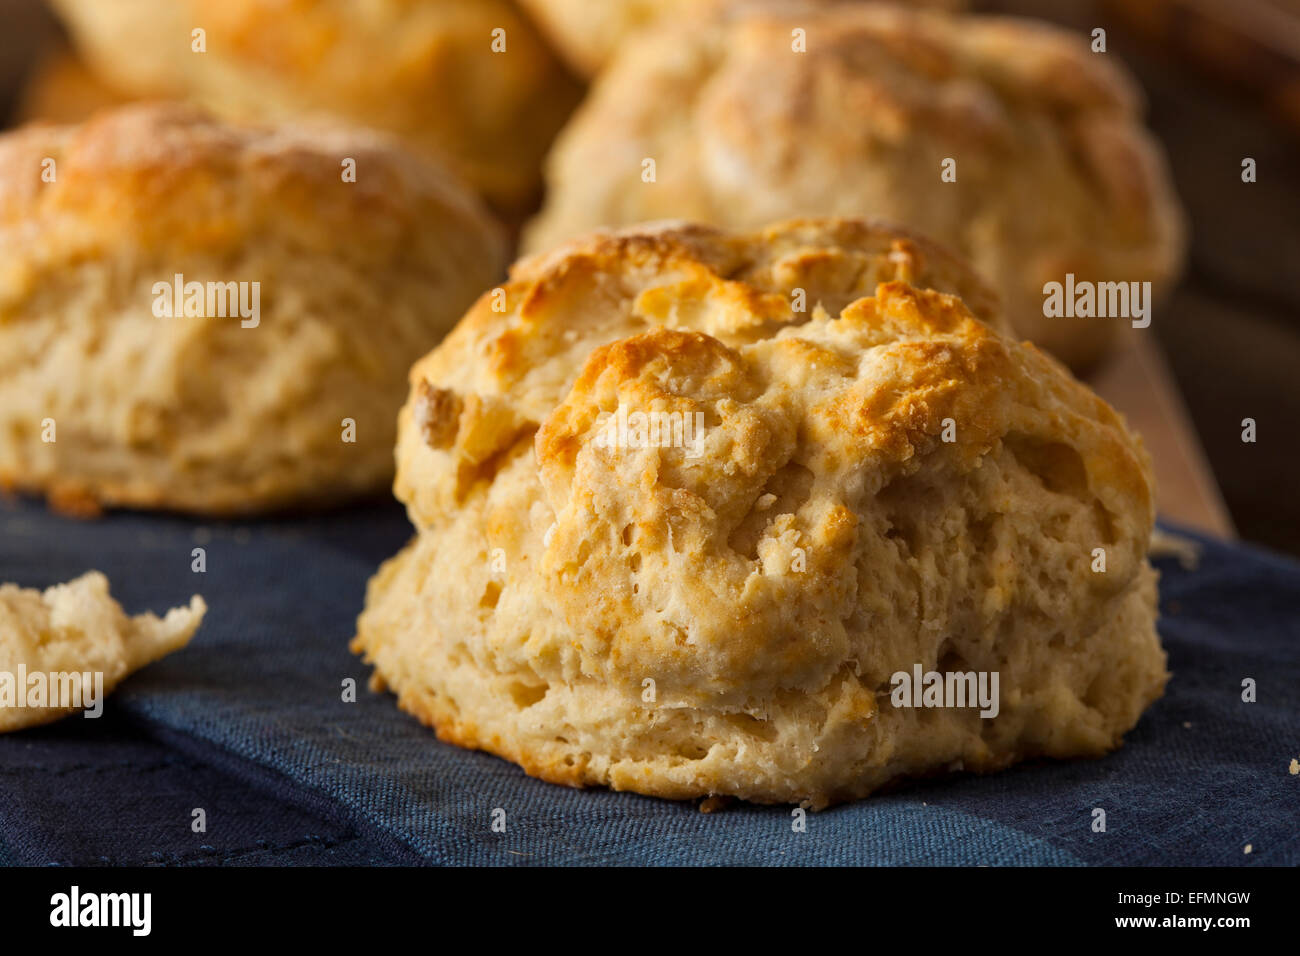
[1101,0,1300,130]
[1089,335,1235,537]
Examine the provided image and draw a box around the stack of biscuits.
[1,0,1179,808]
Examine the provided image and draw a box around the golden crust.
[354,219,1166,808]
[0,102,498,252]
[517,0,968,76]
[396,217,1004,525]
[50,0,583,213]
[524,3,1186,368]
[0,103,507,515]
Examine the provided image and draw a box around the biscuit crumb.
[1149,529,1201,570]
[0,572,204,732]
[415,379,463,450]
[47,482,104,519]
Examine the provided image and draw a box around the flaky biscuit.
[524,3,1186,369]
[0,103,505,515]
[50,0,583,213]
[354,220,1167,808]
[518,0,966,76]
[0,572,204,733]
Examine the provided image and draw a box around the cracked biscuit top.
[355,219,1164,806]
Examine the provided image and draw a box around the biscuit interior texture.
[523,2,1186,369]
[49,0,583,213]
[0,103,506,515]
[0,572,205,732]
[354,220,1168,808]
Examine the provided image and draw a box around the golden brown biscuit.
[517,0,967,76]
[0,572,204,733]
[49,0,583,214]
[354,219,1167,808]
[0,103,506,515]
[524,4,1186,369]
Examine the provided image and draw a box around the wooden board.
[1088,334,1235,537]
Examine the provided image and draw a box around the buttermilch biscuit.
[517,0,967,77]
[49,0,584,213]
[524,3,1186,369]
[354,219,1167,808]
[0,572,204,733]
[0,103,506,515]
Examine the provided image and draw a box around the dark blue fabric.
[0,495,1296,866]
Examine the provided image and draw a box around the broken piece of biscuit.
[0,572,204,732]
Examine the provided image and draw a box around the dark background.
[2,0,1297,555]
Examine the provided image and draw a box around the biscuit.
[353,219,1167,808]
[49,0,583,213]
[523,3,1186,369]
[0,103,506,515]
[0,572,204,733]
[518,0,967,77]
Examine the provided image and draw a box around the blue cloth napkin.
[0,496,1296,866]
